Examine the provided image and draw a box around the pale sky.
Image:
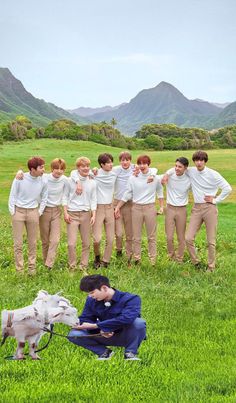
[0,0,235,108]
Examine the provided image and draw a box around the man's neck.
[105,288,115,301]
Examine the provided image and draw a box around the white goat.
[1,290,79,360]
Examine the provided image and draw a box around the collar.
[110,289,121,302]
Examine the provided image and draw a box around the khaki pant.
[132,203,157,264]
[92,204,115,263]
[165,204,187,262]
[113,199,133,258]
[12,207,39,273]
[39,206,61,268]
[66,211,91,268]
[185,203,218,269]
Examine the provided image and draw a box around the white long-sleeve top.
[8,173,48,216]
[165,172,191,206]
[63,175,97,211]
[113,165,158,200]
[166,166,232,204]
[71,169,117,205]
[122,170,164,204]
[44,173,68,207]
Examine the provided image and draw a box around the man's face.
[120,158,131,170]
[194,159,206,171]
[175,162,187,176]
[31,165,45,176]
[101,160,113,171]
[52,168,64,178]
[88,286,108,301]
[78,164,90,177]
[138,162,149,173]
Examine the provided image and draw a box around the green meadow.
[0,140,236,402]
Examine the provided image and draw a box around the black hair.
[80,275,110,292]
[175,157,189,167]
[98,153,113,167]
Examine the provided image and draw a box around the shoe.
[124,352,140,361]
[97,349,114,360]
[100,261,109,268]
[116,250,123,257]
[93,255,101,269]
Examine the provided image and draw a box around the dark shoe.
[116,250,123,257]
[124,352,140,361]
[100,261,109,268]
[93,255,101,269]
[97,349,114,360]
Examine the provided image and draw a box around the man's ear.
[101,285,108,292]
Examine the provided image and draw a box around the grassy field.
[0,140,236,402]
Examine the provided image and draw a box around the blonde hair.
[76,157,91,167]
[50,158,66,170]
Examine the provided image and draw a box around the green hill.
[0,68,84,127]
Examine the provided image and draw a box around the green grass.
[0,140,236,402]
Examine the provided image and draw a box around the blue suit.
[68,289,146,355]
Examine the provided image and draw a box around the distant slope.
[86,82,221,135]
[0,68,84,126]
[69,104,126,117]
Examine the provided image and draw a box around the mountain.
[86,82,221,135]
[207,101,236,128]
[69,104,126,117]
[0,68,83,126]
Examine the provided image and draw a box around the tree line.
[0,115,236,150]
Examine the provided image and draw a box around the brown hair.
[76,157,91,167]
[27,157,45,171]
[136,155,151,166]
[50,158,66,170]
[119,151,132,161]
[192,150,208,162]
[98,153,113,166]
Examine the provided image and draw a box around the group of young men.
[8,150,232,274]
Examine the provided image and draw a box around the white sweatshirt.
[71,169,117,205]
[8,173,48,216]
[113,165,158,200]
[166,172,191,206]
[167,166,232,204]
[122,170,164,204]
[63,175,97,211]
[44,174,68,207]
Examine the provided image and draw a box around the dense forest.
[0,115,236,150]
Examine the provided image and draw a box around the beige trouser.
[66,211,91,268]
[39,206,61,268]
[185,203,218,269]
[113,199,133,258]
[92,204,115,263]
[165,204,187,262]
[12,207,39,273]
[132,203,157,264]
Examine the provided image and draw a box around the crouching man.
[68,275,146,360]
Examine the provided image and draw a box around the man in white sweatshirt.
[71,153,116,268]
[63,157,97,271]
[8,157,48,274]
[115,155,164,266]
[165,150,232,271]
[39,158,68,269]
[163,157,191,262]
[15,158,68,270]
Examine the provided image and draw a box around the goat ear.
[58,301,69,309]
[37,290,49,298]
